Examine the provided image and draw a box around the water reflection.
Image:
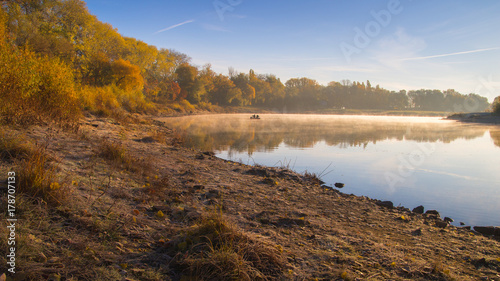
[490,130,500,147]
[162,114,492,153]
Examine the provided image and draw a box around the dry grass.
[303,171,325,185]
[17,146,69,206]
[0,132,32,161]
[97,138,132,167]
[95,137,155,179]
[1,132,68,206]
[170,213,286,280]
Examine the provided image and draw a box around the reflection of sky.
[163,114,500,226]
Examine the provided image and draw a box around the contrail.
[154,20,195,34]
[400,47,500,61]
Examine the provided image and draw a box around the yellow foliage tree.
[111,59,144,92]
[0,9,80,125]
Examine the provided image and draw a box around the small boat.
[250,114,261,120]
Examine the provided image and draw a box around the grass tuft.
[97,138,132,168]
[96,137,153,176]
[303,171,325,185]
[0,133,70,206]
[17,145,69,206]
[0,132,32,161]
[171,214,285,280]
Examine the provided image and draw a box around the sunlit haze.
[84,0,500,101]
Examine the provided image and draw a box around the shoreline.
[447,112,500,125]
[1,113,500,280]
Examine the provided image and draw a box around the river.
[160,114,500,226]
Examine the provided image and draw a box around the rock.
[412,205,424,214]
[151,205,169,212]
[425,210,440,219]
[460,222,465,226]
[459,226,471,230]
[276,217,309,227]
[473,257,489,268]
[474,226,495,236]
[334,182,345,188]
[435,221,448,228]
[202,151,215,156]
[47,273,61,281]
[203,190,221,200]
[443,217,454,223]
[190,185,205,191]
[425,210,440,216]
[411,228,422,236]
[136,136,156,143]
[376,201,393,209]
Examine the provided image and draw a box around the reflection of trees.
[163,115,489,154]
[490,130,500,147]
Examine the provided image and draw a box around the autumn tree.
[0,14,80,124]
[111,59,144,92]
[231,71,255,106]
[209,74,241,106]
[197,64,217,102]
[248,70,272,105]
[285,78,322,111]
[175,63,205,103]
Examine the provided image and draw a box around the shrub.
[78,85,120,116]
[78,85,155,116]
[180,99,195,111]
[0,38,81,125]
[116,87,154,113]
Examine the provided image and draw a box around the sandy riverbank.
[1,114,499,280]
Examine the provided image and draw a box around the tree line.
[0,0,493,125]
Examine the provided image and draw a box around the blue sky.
[84,0,500,101]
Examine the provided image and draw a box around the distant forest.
[0,0,493,124]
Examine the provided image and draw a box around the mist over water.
[161,114,500,226]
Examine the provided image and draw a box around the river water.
[161,114,500,226]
